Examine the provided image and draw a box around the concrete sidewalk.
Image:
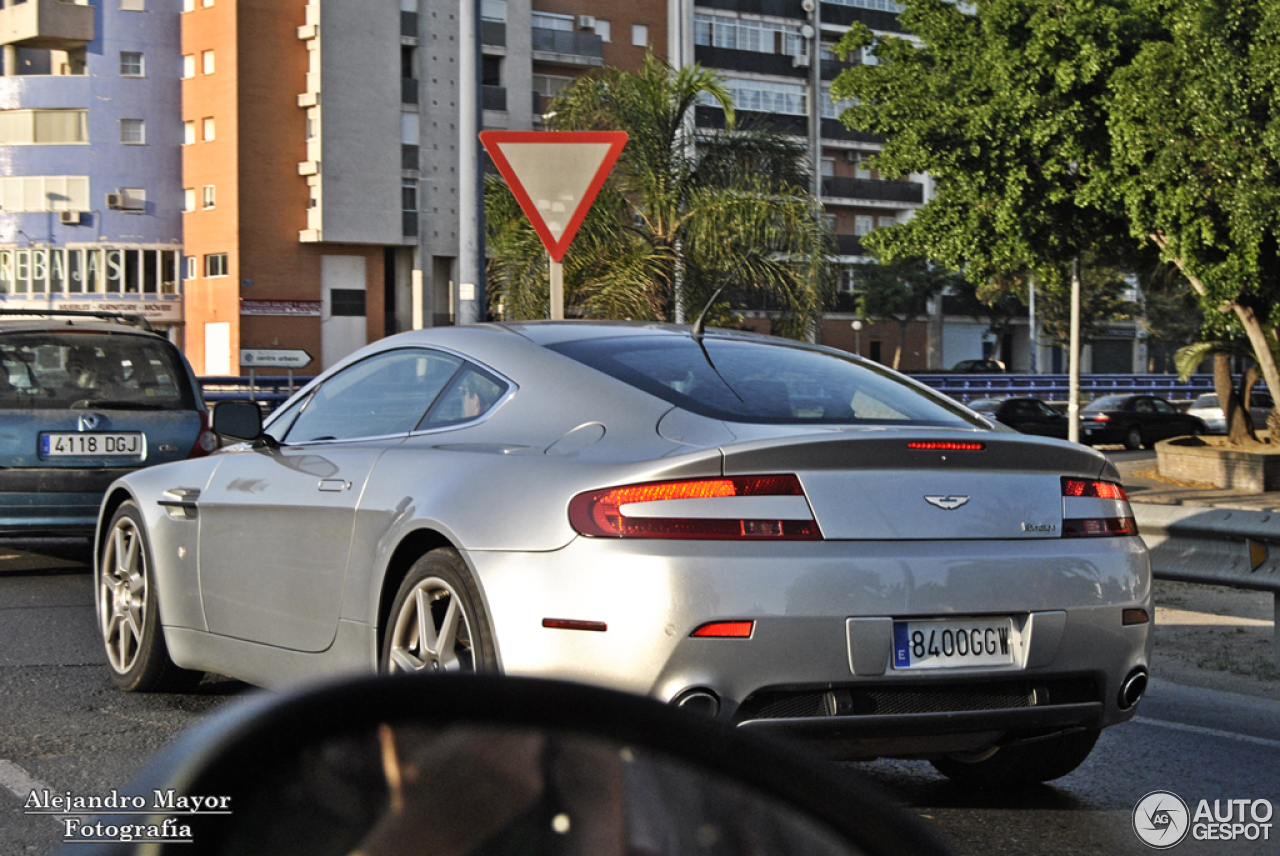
[1113,455,1280,512]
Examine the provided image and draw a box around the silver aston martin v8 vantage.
[94,322,1151,784]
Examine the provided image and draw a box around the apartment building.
[176,0,666,376]
[0,0,184,327]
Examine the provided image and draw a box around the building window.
[120,52,144,77]
[183,120,196,145]
[205,254,228,278]
[182,55,195,78]
[824,0,903,11]
[182,0,194,11]
[703,78,807,116]
[184,256,197,279]
[694,15,803,56]
[202,50,215,75]
[203,0,214,7]
[481,0,506,22]
[183,188,195,212]
[531,12,573,31]
[202,117,215,141]
[0,109,88,145]
[632,24,649,47]
[120,0,145,10]
[120,119,145,145]
[118,188,146,212]
[594,20,611,42]
[402,181,418,212]
[202,185,216,209]
[0,175,91,212]
[854,215,874,236]
[532,74,574,98]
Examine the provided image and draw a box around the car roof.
[0,311,161,339]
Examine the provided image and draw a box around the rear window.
[548,334,984,427]
[1083,396,1130,412]
[0,332,196,410]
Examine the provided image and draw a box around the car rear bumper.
[0,468,138,534]
[467,535,1152,755]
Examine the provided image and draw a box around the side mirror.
[211,401,263,442]
[61,676,950,856]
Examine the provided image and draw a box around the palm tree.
[486,55,834,339]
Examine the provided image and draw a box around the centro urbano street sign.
[240,349,312,369]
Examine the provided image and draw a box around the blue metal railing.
[199,376,314,408]
[910,373,1225,404]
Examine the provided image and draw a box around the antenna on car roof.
[690,283,728,340]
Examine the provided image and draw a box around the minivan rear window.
[0,332,196,410]
[548,334,984,427]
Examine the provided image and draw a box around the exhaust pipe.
[673,688,720,718]
[1118,668,1148,710]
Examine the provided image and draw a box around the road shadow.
[0,537,93,573]
[843,758,1090,811]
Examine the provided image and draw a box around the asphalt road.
[1,512,1277,855]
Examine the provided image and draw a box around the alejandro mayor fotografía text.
[25,788,231,844]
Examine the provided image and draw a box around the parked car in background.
[0,310,215,536]
[95,321,1151,785]
[1079,394,1207,450]
[968,397,1069,439]
[1186,391,1273,434]
[950,358,1006,373]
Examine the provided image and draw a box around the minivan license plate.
[892,618,1016,670]
[41,433,143,457]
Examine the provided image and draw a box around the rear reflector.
[691,621,754,638]
[542,618,607,632]
[907,441,985,451]
[1122,608,1150,626]
[569,475,821,540]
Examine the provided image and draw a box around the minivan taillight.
[188,411,219,458]
[569,475,821,540]
[1061,477,1136,537]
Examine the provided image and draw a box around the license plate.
[892,618,1016,670]
[41,433,143,458]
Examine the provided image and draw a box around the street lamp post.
[852,318,862,356]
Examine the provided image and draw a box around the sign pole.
[549,257,564,320]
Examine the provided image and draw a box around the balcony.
[822,176,923,204]
[0,0,94,51]
[401,77,418,105]
[694,45,806,79]
[820,3,907,35]
[482,85,506,112]
[402,211,419,238]
[481,20,505,47]
[531,27,603,66]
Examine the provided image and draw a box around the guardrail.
[912,373,1224,403]
[199,376,313,408]
[1132,502,1280,665]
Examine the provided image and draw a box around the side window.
[419,364,509,429]
[1134,399,1155,414]
[1152,399,1176,414]
[284,349,463,443]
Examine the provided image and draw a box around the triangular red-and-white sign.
[480,131,628,262]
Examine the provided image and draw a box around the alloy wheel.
[387,576,475,674]
[99,516,148,674]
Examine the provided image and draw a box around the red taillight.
[907,441,986,451]
[1062,478,1128,501]
[691,621,754,638]
[1061,477,1135,537]
[1091,413,1111,422]
[568,475,821,540]
[187,412,218,459]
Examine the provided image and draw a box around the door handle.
[319,479,350,492]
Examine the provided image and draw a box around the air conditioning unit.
[105,193,124,210]
[59,211,83,225]
[792,54,810,68]
[577,14,595,29]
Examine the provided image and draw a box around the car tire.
[1123,425,1143,451]
[930,728,1100,786]
[96,501,203,692]
[1189,424,1204,438]
[381,548,498,675]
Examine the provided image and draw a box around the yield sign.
[480,131,628,262]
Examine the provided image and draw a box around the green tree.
[1106,0,1280,439]
[829,0,1146,299]
[855,257,961,370]
[486,55,834,339]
